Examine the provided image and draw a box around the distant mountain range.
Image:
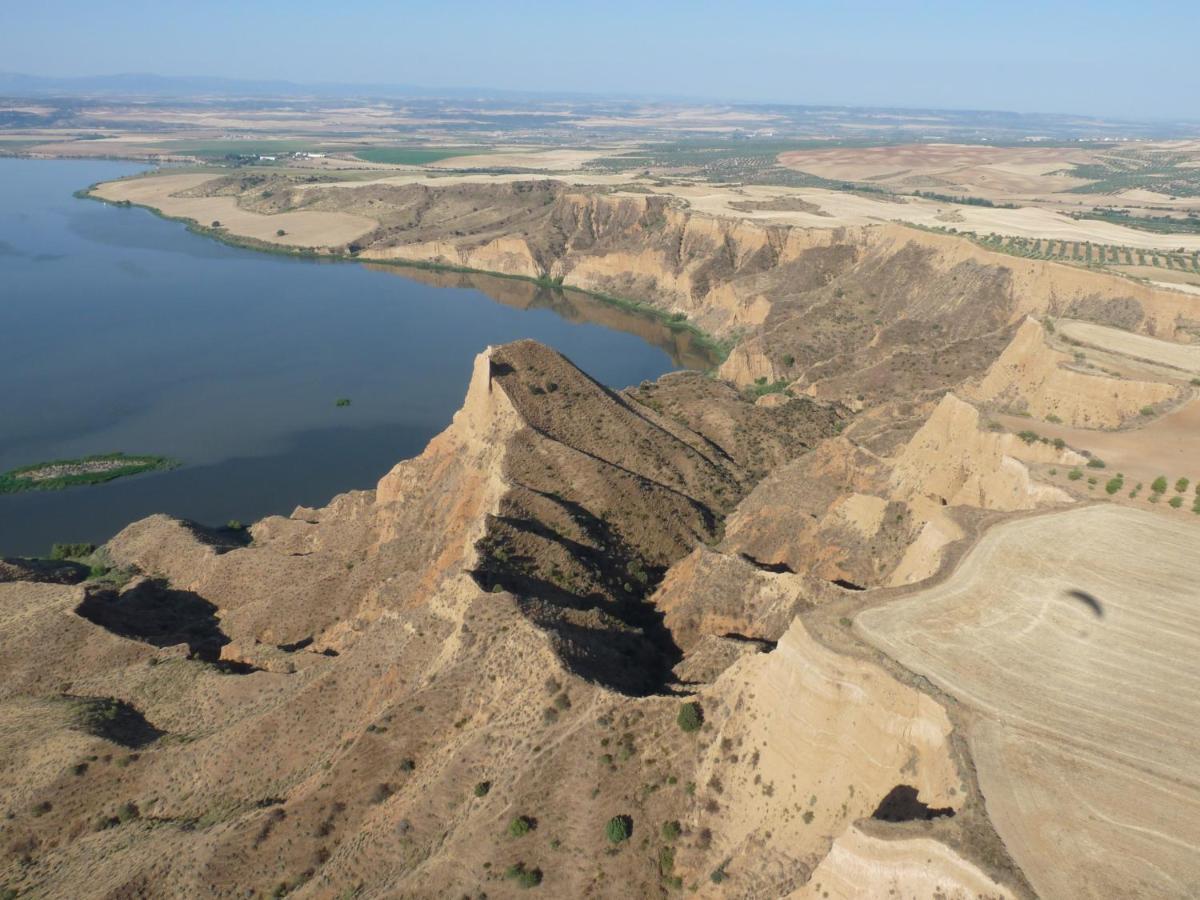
[0,71,628,101]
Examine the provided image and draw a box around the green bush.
[1086,457,1106,469]
[1068,469,1083,481]
[661,820,682,841]
[605,815,632,844]
[1141,406,1156,416]
[50,542,95,560]
[1105,476,1124,495]
[658,844,676,877]
[508,815,535,838]
[1152,476,1169,493]
[504,863,543,888]
[1176,477,1190,493]
[1170,496,1184,508]
[115,801,140,824]
[473,781,491,797]
[676,701,703,733]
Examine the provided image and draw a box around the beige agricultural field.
[857,505,1200,899]
[1057,319,1200,375]
[996,397,1200,498]
[1110,265,1200,290]
[426,147,607,170]
[779,142,1100,197]
[90,172,376,247]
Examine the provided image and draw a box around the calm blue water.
[0,159,688,555]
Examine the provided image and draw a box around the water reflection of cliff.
[362,264,717,372]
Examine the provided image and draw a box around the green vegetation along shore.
[78,181,734,367]
[0,453,179,494]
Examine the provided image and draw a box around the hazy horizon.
[3,0,1197,120]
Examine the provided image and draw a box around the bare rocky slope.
[0,338,1030,899]
[5,173,1199,898]
[187,174,1200,395]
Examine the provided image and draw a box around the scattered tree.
[508,815,535,838]
[677,701,703,733]
[605,815,632,844]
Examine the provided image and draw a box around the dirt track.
[857,505,1200,899]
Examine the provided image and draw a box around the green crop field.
[352,147,487,165]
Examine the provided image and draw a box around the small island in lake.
[0,453,179,493]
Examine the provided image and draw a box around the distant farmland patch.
[353,147,486,166]
[151,139,330,159]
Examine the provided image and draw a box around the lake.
[0,158,701,556]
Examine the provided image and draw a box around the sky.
[2,0,1197,119]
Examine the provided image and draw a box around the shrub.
[1086,457,1106,469]
[473,781,491,797]
[504,863,543,888]
[658,844,676,877]
[508,815,535,838]
[1068,469,1083,481]
[116,801,140,824]
[370,783,394,804]
[399,758,415,773]
[1141,406,1156,416]
[605,815,632,844]
[1052,437,1066,450]
[676,701,703,733]
[1105,476,1124,495]
[710,860,730,884]
[211,220,221,228]
[1176,477,1190,493]
[1152,476,1169,493]
[276,229,286,237]
[50,542,95,560]
[1017,430,1040,444]
[661,820,682,841]
[1170,496,1184,508]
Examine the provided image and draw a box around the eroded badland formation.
[5,167,1200,899]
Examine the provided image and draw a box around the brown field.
[857,505,1200,899]
[779,142,1099,197]
[91,173,377,248]
[1057,319,1200,375]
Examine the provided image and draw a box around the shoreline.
[74,179,734,367]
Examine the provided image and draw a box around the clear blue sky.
[2,0,1196,119]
